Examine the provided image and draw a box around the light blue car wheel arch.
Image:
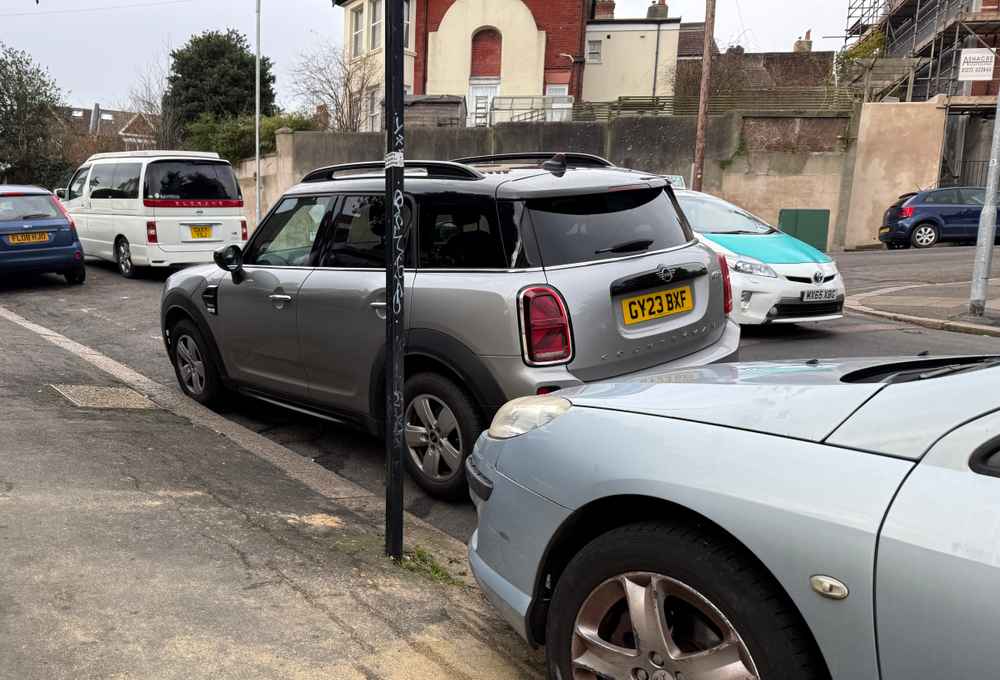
[494,407,914,680]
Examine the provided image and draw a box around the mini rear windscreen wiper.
[595,239,654,255]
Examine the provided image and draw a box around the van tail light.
[241,220,249,241]
[899,206,915,219]
[719,255,733,315]
[49,195,77,234]
[146,221,158,244]
[520,286,573,365]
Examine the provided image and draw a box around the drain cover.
[50,384,157,410]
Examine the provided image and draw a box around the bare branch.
[291,43,380,133]
[128,46,183,147]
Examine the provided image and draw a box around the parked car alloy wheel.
[546,522,828,680]
[169,319,222,405]
[910,224,939,249]
[403,373,480,500]
[116,237,137,278]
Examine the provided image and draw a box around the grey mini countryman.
[160,153,739,498]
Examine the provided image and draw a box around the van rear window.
[526,188,692,266]
[144,161,241,202]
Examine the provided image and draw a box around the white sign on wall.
[958,48,997,82]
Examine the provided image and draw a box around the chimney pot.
[595,0,616,20]
[647,0,669,19]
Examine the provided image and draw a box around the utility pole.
[970,105,1000,316]
[383,0,406,560]
[255,0,262,228]
[691,0,716,192]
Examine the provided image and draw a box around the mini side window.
[245,195,335,267]
[417,195,507,269]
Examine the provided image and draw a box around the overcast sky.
[0,0,847,110]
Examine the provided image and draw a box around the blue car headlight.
[488,396,572,439]
[727,256,778,278]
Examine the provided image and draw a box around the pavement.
[0,311,544,679]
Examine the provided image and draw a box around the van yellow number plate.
[622,286,694,325]
[190,226,212,239]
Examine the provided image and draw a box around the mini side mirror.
[214,244,244,281]
[55,188,67,199]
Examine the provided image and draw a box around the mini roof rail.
[302,160,483,183]
[452,152,615,168]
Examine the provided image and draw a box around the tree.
[129,48,184,148]
[186,112,318,163]
[292,43,381,132]
[163,29,276,130]
[0,43,66,187]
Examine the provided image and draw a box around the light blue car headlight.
[727,256,778,278]
[488,396,572,439]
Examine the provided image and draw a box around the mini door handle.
[369,302,387,309]
[269,294,293,302]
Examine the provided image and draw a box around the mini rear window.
[0,195,59,222]
[144,161,240,201]
[526,187,692,267]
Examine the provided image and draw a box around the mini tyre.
[169,319,223,406]
[403,372,482,500]
[64,266,86,285]
[910,223,939,249]
[546,521,829,680]
[116,236,140,278]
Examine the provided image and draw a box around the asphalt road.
[1,246,998,542]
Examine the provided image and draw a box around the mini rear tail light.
[241,220,249,241]
[899,206,915,218]
[49,195,77,233]
[719,255,733,315]
[520,286,573,366]
[146,221,158,244]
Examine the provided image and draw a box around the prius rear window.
[144,161,241,201]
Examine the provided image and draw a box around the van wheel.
[546,522,830,680]
[403,373,482,500]
[169,319,222,405]
[116,237,139,278]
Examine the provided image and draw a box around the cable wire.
[0,0,193,19]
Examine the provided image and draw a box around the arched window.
[470,28,502,78]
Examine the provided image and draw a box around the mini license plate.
[622,286,694,325]
[802,289,839,302]
[190,226,213,239]
[7,232,50,245]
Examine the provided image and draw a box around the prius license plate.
[622,286,694,325]
[7,232,50,245]
[190,226,213,239]
[802,289,839,302]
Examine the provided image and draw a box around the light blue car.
[676,191,845,325]
[467,355,1000,679]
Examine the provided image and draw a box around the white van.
[58,151,247,277]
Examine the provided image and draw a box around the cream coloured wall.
[426,0,547,97]
[340,0,415,91]
[583,23,679,101]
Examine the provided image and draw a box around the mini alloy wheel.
[405,394,464,484]
[175,334,207,396]
[571,571,760,680]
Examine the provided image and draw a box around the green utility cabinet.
[778,209,830,252]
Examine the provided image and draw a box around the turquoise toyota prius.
[676,190,845,325]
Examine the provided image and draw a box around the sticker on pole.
[959,48,996,82]
[385,152,404,168]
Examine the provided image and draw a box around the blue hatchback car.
[880,186,997,249]
[0,186,86,285]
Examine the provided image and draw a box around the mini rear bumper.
[0,243,83,274]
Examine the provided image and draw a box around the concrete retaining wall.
[236,111,890,250]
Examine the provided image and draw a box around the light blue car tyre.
[169,319,223,407]
[545,521,829,680]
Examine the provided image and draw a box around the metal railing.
[573,88,855,121]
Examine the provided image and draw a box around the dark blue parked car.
[880,186,998,249]
[0,186,86,284]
